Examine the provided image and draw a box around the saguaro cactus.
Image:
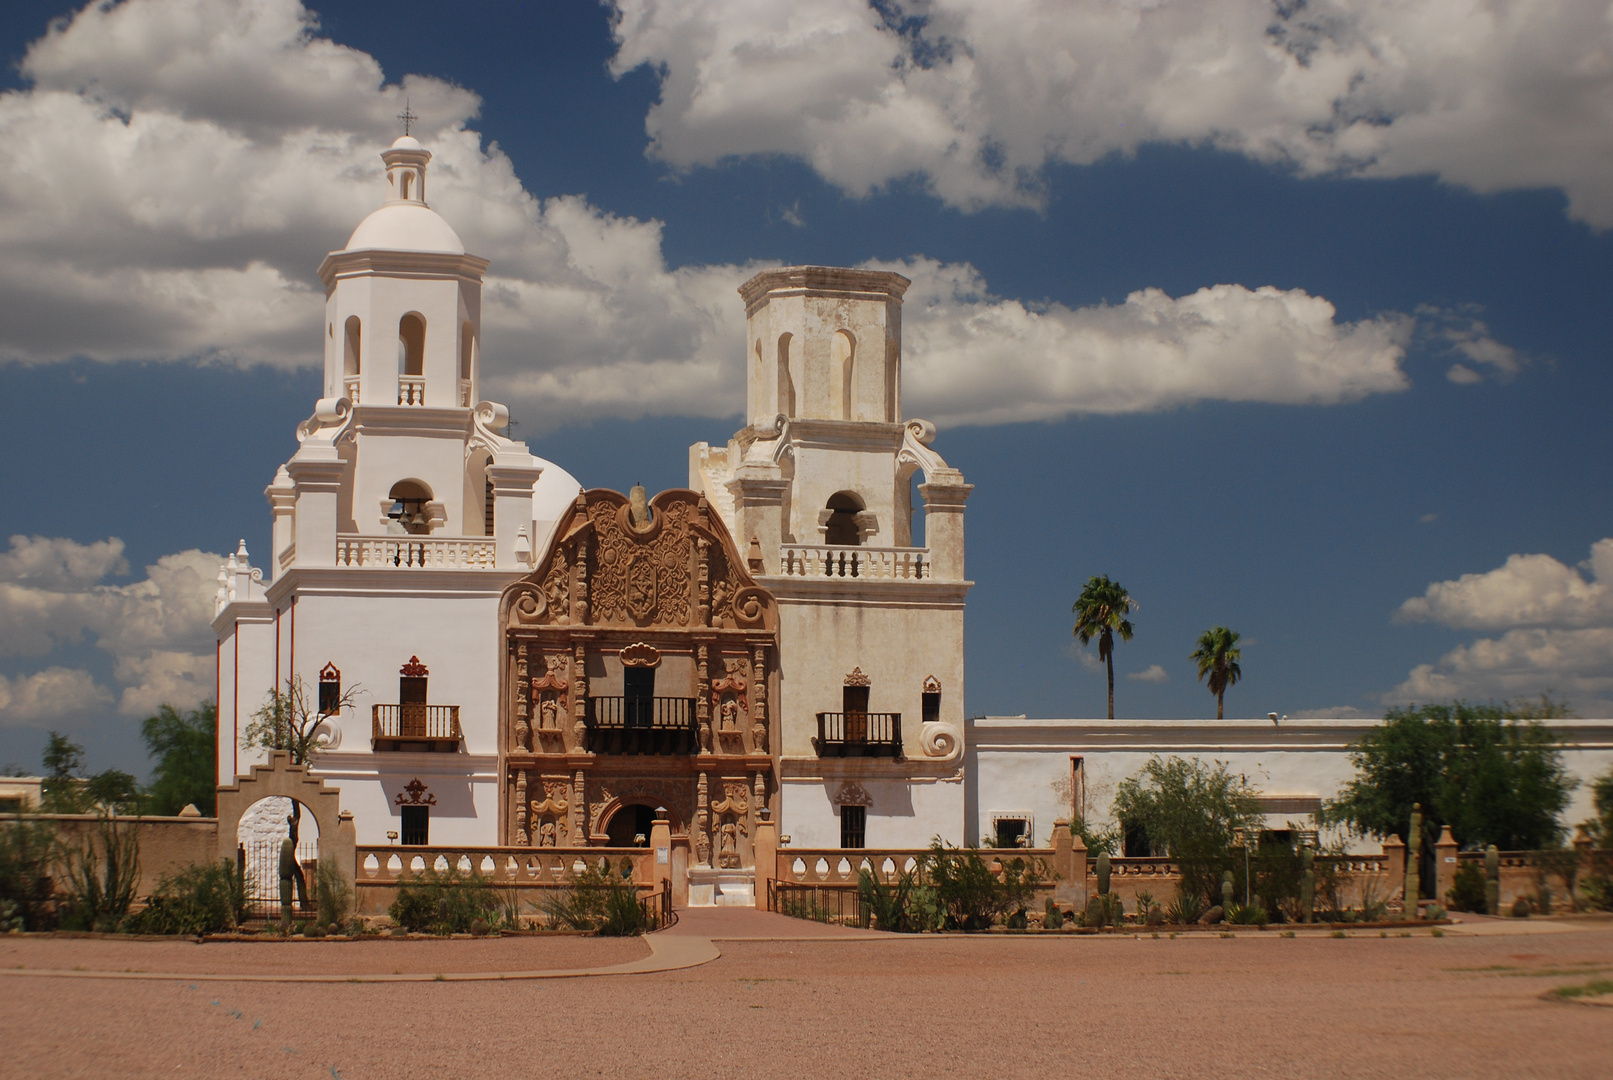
[1300,843,1316,924]
[1096,850,1111,896]
[1404,803,1423,918]
[1485,844,1500,916]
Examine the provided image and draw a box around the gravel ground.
[4,925,1611,1079]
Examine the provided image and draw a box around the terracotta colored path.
[3,913,1611,1079]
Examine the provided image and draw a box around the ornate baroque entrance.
[498,487,779,871]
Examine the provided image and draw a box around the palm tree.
[1191,626,1242,720]
[1071,575,1135,720]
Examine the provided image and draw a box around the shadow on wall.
[383,775,477,824]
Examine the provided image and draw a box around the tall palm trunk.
[1106,653,1115,719]
[1216,690,1224,720]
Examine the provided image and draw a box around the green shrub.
[1446,861,1487,913]
[857,863,943,933]
[127,860,245,935]
[389,867,502,934]
[1226,901,1269,926]
[58,814,140,932]
[0,814,57,931]
[1165,890,1205,925]
[315,857,351,929]
[539,860,650,936]
[928,840,1041,931]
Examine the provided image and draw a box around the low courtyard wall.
[27,813,220,899]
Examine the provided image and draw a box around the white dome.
[344,202,464,254]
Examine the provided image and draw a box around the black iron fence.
[813,712,902,757]
[585,696,697,755]
[768,881,866,927]
[239,839,318,921]
[642,880,676,930]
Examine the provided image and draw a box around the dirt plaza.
[3,911,1611,1080]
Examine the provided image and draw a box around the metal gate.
[239,839,318,921]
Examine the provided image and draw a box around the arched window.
[318,663,342,716]
[400,171,413,201]
[831,329,856,419]
[398,314,425,376]
[343,316,362,376]
[777,332,795,416]
[825,491,863,546]
[459,322,475,406]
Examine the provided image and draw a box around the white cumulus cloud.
[0,536,221,719]
[610,0,1613,226]
[888,259,1411,425]
[1390,539,1613,710]
[1128,664,1169,684]
[0,667,114,727]
[0,0,1471,430]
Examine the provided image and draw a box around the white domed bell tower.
[321,135,485,411]
[212,135,581,851]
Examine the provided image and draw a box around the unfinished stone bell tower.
[692,266,974,849]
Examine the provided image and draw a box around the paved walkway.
[3,908,1604,986]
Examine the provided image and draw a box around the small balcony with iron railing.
[584,696,697,756]
[372,704,462,752]
[813,712,902,758]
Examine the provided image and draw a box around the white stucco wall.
[781,775,964,849]
[965,717,1613,852]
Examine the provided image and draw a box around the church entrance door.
[605,803,656,847]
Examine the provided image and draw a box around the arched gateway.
[498,486,779,878]
[216,751,356,889]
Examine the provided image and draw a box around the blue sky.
[1,0,1611,775]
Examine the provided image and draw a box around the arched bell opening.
[824,490,865,546]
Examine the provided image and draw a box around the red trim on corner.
[232,626,240,781]
[289,596,296,686]
[215,637,221,793]
[275,607,281,690]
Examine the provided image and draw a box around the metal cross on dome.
[397,100,417,136]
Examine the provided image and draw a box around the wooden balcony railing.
[372,703,462,752]
[814,712,902,758]
[584,696,697,755]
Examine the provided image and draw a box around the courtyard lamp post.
[1232,827,1251,908]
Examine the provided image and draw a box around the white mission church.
[211,138,1613,903]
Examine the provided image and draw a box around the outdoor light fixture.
[386,830,399,845]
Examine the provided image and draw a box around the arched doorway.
[605,803,657,848]
[237,795,321,920]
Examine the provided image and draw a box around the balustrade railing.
[372,704,461,751]
[398,375,425,405]
[343,375,361,404]
[458,378,473,406]
[777,848,1056,888]
[585,696,697,755]
[814,712,902,758]
[357,846,653,886]
[335,535,497,569]
[780,544,929,580]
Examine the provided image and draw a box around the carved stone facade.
[498,488,780,868]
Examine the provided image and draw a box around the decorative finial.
[398,99,417,136]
